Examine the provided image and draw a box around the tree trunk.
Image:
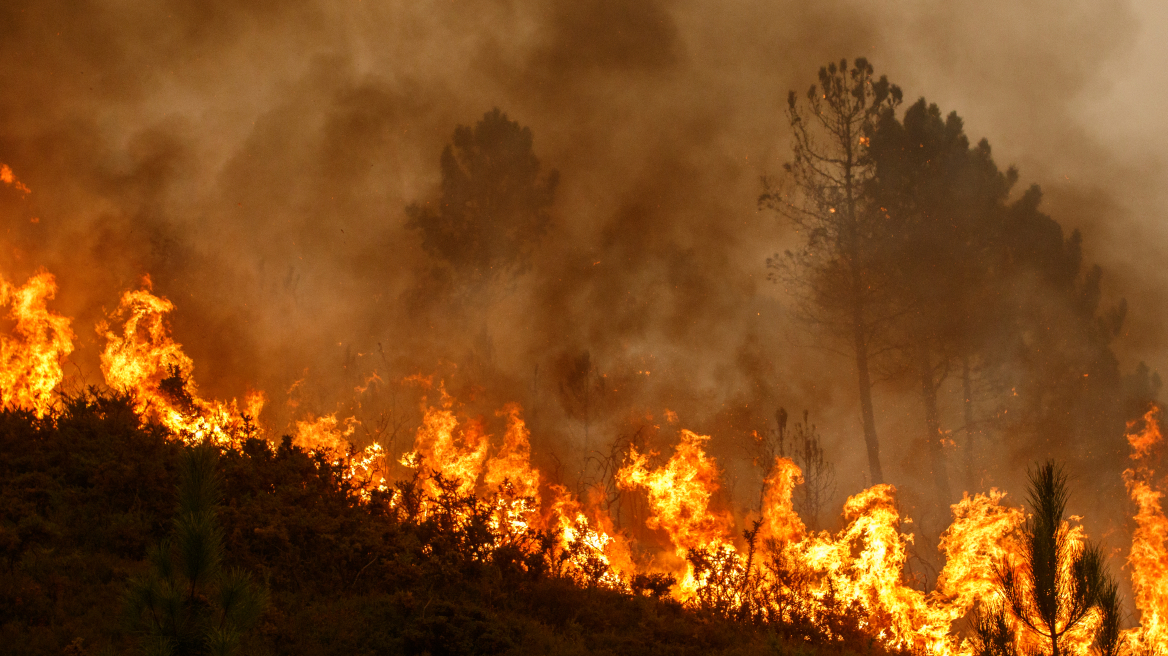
[842,118,885,487]
[853,304,884,485]
[961,355,976,491]
[918,346,952,502]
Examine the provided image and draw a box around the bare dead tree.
[557,350,607,452]
[579,426,645,531]
[750,407,836,530]
[788,410,836,531]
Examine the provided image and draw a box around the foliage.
[406,108,559,284]
[865,97,1018,501]
[975,462,1121,656]
[769,60,1153,509]
[864,91,1145,503]
[971,603,1018,656]
[124,444,268,656]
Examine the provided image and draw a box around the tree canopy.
[769,60,1145,504]
[406,108,559,283]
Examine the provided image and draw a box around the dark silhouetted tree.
[866,95,1141,502]
[787,410,836,530]
[761,58,902,485]
[406,108,559,284]
[556,349,607,451]
[993,186,1131,462]
[866,98,1016,501]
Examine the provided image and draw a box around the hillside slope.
[0,393,894,656]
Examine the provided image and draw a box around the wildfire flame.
[98,279,263,446]
[4,262,1168,654]
[483,402,540,498]
[399,385,490,496]
[0,271,74,417]
[617,429,734,554]
[393,390,632,582]
[294,412,359,458]
[1123,407,1168,651]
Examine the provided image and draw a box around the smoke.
[0,0,1158,546]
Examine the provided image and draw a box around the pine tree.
[761,58,902,485]
[406,107,558,284]
[124,444,268,656]
[976,461,1120,656]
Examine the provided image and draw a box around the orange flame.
[612,433,1036,654]
[0,271,74,417]
[933,489,1026,654]
[293,413,392,500]
[0,163,31,194]
[546,484,634,586]
[483,402,540,498]
[394,394,635,586]
[98,280,263,446]
[760,456,806,545]
[1122,407,1168,651]
[787,484,947,650]
[617,429,734,553]
[294,412,359,457]
[400,386,490,496]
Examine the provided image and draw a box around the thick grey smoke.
[0,0,1160,551]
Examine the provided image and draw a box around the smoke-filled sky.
[1,0,1166,532]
